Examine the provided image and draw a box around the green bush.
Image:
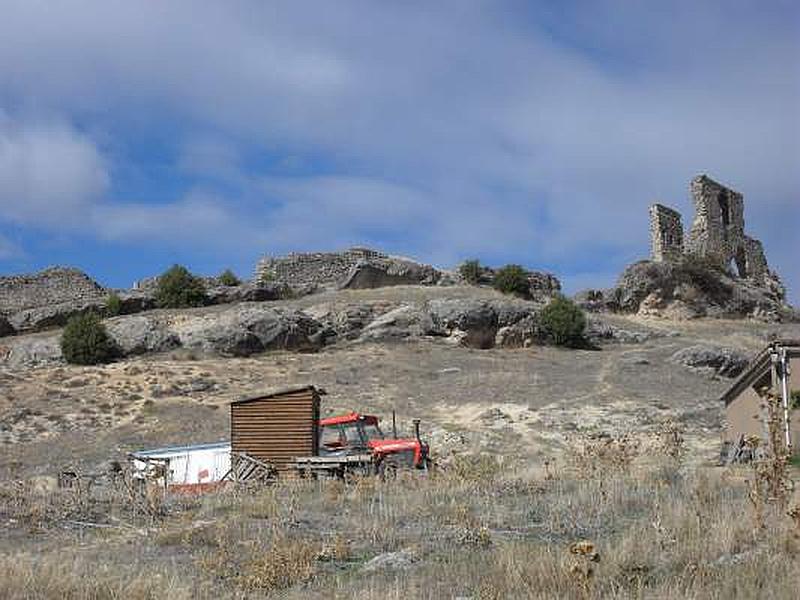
[493,264,530,297]
[218,269,241,287]
[459,259,482,285]
[539,295,587,347]
[105,292,123,316]
[61,312,118,365]
[155,265,208,308]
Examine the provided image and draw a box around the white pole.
[780,348,792,452]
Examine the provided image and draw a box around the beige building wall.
[725,386,765,444]
[725,356,800,453]
[789,357,800,448]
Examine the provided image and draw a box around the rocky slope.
[0,287,576,369]
[576,258,795,322]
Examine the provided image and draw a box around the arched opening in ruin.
[718,192,730,228]
[733,246,748,278]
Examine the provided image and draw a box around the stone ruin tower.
[649,175,769,282]
[649,204,684,262]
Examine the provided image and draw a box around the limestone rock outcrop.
[670,345,750,378]
[1,292,591,367]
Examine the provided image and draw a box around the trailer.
[129,441,231,492]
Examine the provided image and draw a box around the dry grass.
[0,555,194,600]
[2,441,799,599]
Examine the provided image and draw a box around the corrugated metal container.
[230,385,322,471]
[129,441,231,490]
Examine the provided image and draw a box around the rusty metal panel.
[230,386,320,471]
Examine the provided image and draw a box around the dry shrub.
[746,391,794,531]
[196,526,318,594]
[317,534,353,562]
[448,453,502,483]
[654,419,686,463]
[235,534,318,592]
[456,524,492,548]
[570,432,641,478]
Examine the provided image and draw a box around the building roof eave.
[720,339,800,406]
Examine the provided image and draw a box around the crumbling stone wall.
[649,204,684,262]
[649,175,770,282]
[0,267,106,315]
[255,247,440,289]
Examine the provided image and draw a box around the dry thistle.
[655,419,685,463]
[567,539,600,598]
[788,505,800,536]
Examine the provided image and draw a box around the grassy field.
[1,433,799,599]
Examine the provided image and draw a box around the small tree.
[459,259,482,285]
[218,269,241,287]
[539,295,587,347]
[105,291,123,316]
[493,264,530,298]
[155,265,208,308]
[61,312,118,365]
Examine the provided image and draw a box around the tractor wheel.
[376,458,399,480]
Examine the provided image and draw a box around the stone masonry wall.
[686,174,746,269]
[0,267,107,315]
[649,175,771,283]
[649,204,684,262]
[255,247,440,289]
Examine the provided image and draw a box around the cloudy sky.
[0,1,798,301]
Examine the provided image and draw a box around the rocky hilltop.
[577,175,795,322]
[577,257,794,322]
[0,248,562,340]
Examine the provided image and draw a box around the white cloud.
[91,191,267,252]
[0,113,108,228]
[0,2,796,299]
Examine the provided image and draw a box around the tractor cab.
[318,412,428,469]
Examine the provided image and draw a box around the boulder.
[115,290,157,315]
[427,299,499,348]
[7,301,106,332]
[361,550,417,573]
[106,316,180,356]
[359,304,430,342]
[1,333,63,369]
[173,305,324,357]
[0,316,15,338]
[584,318,673,345]
[340,259,439,290]
[670,345,750,378]
[426,298,536,349]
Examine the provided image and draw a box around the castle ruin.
[650,175,770,282]
[254,247,441,290]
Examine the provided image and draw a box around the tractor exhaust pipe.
[413,419,421,444]
[392,410,398,439]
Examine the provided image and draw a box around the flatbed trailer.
[293,453,375,478]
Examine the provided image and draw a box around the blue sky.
[0,1,798,301]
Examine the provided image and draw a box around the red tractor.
[315,412,429,474]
